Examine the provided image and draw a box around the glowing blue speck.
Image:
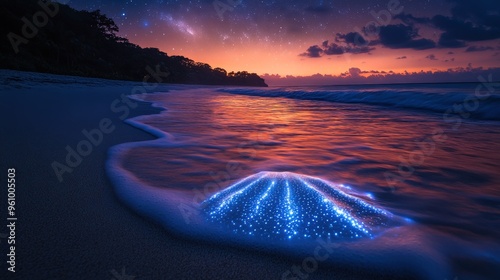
[201,172,404,241]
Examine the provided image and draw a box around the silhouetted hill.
[0,0,267,87]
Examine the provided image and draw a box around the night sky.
[68,0,500,78]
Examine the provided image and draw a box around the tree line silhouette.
[0,0,267,87]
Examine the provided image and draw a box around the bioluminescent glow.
[201,171,402,241]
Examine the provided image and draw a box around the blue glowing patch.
[201,171,399,241]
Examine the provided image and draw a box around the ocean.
[107,83,500,279]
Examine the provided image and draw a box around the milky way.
[201,171,400,241]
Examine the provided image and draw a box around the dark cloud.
[449,0,500,25]
[335,32,367,46]
[346,46,375,54]
[300,45,323,58]
[396,56,407,59]
[378,24,436,50]
[301,39,374,57]
[360,70,387,74]
[300,24,436,58]
[393,1,500,47]
[323,42,345,55]
[426,54,438,60]
[406,39,438,50]
[432,15,500,42]
[300,0,500,58]
[344,68,389,76]
[438,32,466,48]
[465,46,495,52]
